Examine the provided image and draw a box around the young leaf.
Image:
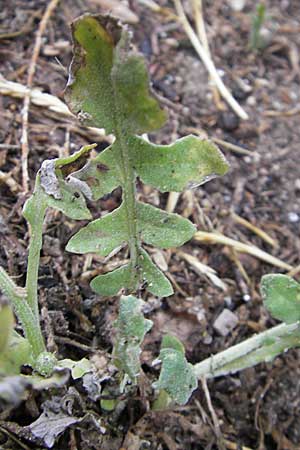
[137,202,196,248]
[261,274,300,324]
[139,249,173,297]
[69,143,120,200]
[130,135,229,192]
[91,264,132,296]
[58,358,92,380]
[65,15,166,134]
[153,334,198,405]
[113,295,153,381]
[65,14,229,297]
[0,331,32,376]
[66,203,128,256]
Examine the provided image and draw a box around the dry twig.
[173,0,248,120]
[232,212,278,248]
[21,0,60,192]
[194,231,293,271]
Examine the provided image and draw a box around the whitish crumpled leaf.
[23,144,94,224]
[0,376,30,409]
[29,409,79,448]
[113,295,153,381]
[130,135,229,192]
[137,202,195,248]
[261,274,300,324]
[66,203,128,256]
[153,335,197,405]
[65,15,166,135]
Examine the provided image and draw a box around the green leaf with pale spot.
[23,144,94,224]
[65,15,166,134]
[113,295,153,381]
[137,202,196,248]
[261,274,300,324]
[66,203,128,256]
[91,264,132,296]
[153,334,198,405]
[139,249,173,297]
[70,143,120,201]
[131,135,229,192]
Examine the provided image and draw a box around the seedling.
[0,14,300,417]
[249,3,267,51]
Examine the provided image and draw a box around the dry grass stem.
[232,212,278,248]
[177,250,227,291]
[194,231,293,271]
[0,76,109,140]
[173,0,248,120]
[166,191,180,213]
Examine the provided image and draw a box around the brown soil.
[0,0,300,449]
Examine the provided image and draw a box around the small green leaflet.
[261,274,300,324]
[130,135,229,192]
[113,295,153,381]
[153,335,198,405]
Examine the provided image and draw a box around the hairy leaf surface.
[113,295,153,381]
[64,13,229,297]
[131,135,229,192]
[65,15,166,134]
[261,274,300,324]
[153,335,198,405]
[66,204,128,256]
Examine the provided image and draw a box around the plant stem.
[194,322,300,379]
[0,267,45,358]
[115,130,140,292]
[25,195,47,318]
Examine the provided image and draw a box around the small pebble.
[213,309,239,337]
[288,212,299,223]
[218,111,240,131]
[295,179,300,191]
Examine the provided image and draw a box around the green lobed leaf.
[131,135,229,192]
[137,202,196,248]
[153,335,198,405]
[138,249,173,297]
[58,358,92,380]
[260,274,300,324]
[70,143,121,201]
[66,203,128,256]
[113,295,153,381]
[0,331,32,376]
[91,264,132,296]
[65,14,166,135]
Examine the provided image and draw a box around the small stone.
[213,309,239,337]
[228,0,246,11]
[218,111,240,131]
[288,212,299,223]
